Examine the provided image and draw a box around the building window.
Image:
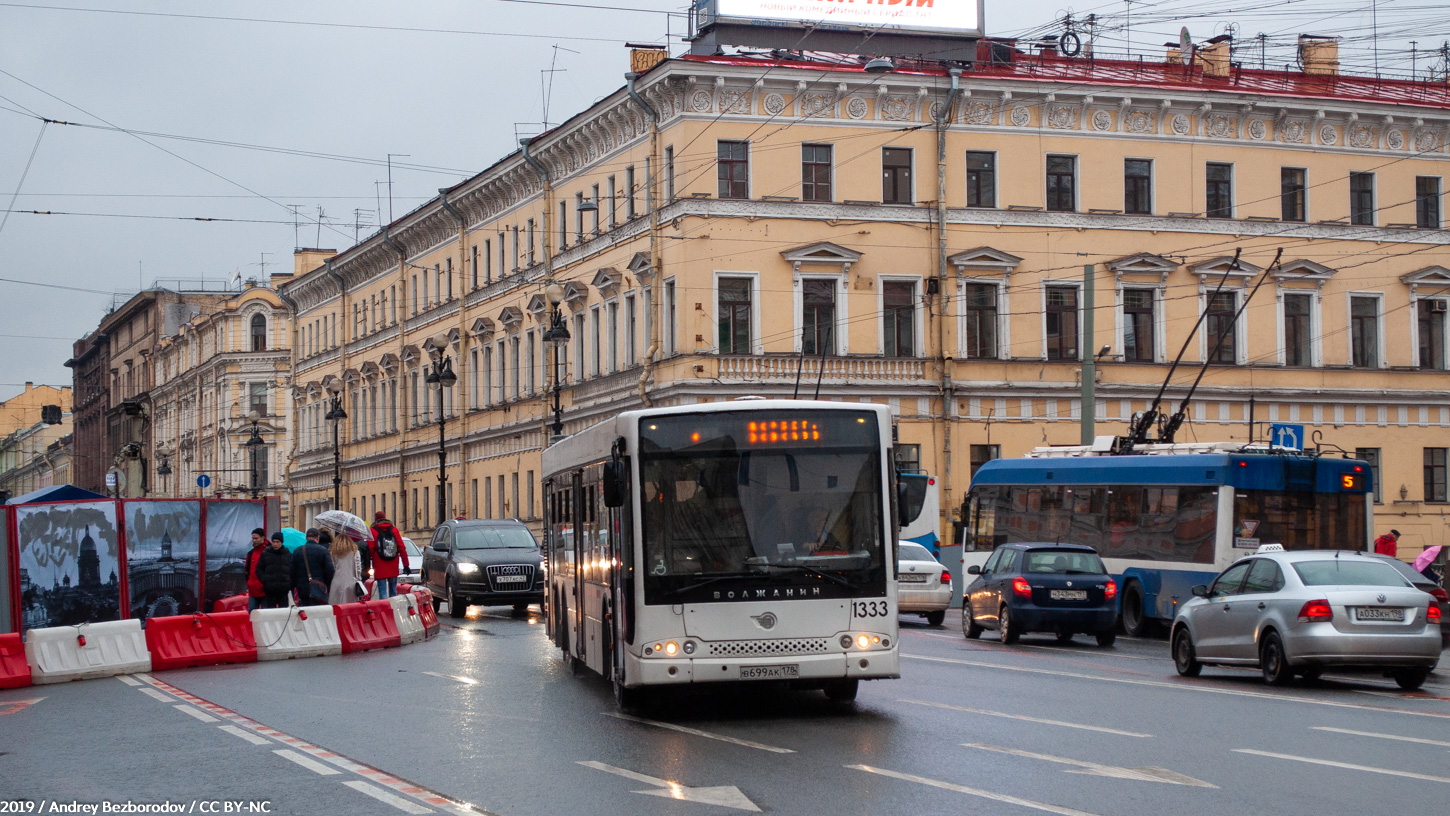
[250,314,267,351]
[564,198,573,246]
[882,281,915,357]
[526,332,537,395]
[963,283,997,359]
[1206,291,1238,363]
[882,148,912,204]
[590,184,601,235]
[590,306,601,377]
[970,444,1000,479]
[572,314,584,383]
[1206,163,1233,218]
[893,444,921,472]
[625,165,636,219]
[1044,285,1078,361]
[665,279,677,356]
[1046,155,1075,212]
[608,301,619,373]
[1355,448,1382,503]
[717,277,752,354]
[607,175,617,227]
[471,244,479,288]
[717,141,748,199]
[1426,448,1448,503]
[625,294,637,367]
[249,383,267,417]
[1124,159,1152,215]
[1283,293,1312,366]
[966,151,995,208]
[802,279,836,356]
[1281,168,1307,222]
[801,144,833,202]
[1122,288,1155,362]
[1419,298,1447,370]
[664,145,675,201]
[1416,176,1442,229]
[1350,172,1375,226]
[1350,295,1379,368]
[526,219,536,266]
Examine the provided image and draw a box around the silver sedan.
[898,542,951,626]
[1172,547,1443,689]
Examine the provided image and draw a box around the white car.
[898,541,951,626]
[398,537,423,586]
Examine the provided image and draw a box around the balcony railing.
[717,354,926,383]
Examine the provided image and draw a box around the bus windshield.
[638,410,886,604]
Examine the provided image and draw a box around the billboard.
[707,0,983,38]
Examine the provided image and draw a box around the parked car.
[1367,553,1449,648]
[420,519,545,618]
[397,537,423,586]
[962,542,1118,647]
[1171,547,1442,689]
[898,542,951,626]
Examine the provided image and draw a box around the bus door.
[582,474,617,677]
[572,471,588,667]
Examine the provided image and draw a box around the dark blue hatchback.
[963,543,1119,647]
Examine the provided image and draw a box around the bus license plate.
[899,574,928,583]
[494,575,527,584]
[1355,607,1404,622]
[740,664,799,680]
[1050,589,1088,601]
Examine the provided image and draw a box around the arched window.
[250,314,267,351]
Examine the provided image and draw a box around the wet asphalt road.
[3,607,1448,816]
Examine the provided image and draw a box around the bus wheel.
[925,610,946,627]
[824,678,859,702]
[1121,583,1150,637]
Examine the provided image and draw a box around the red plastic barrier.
[0,633,31,690]
[413,589,440,639]
[145,612,258,671]
[332,600,401,654]
[214,595,249,613]
[397,583,412,595]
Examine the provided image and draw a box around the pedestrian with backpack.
[291,527,336,606]
[369,511,408,600]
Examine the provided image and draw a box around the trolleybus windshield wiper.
[766,563,859,590]
[662,572,756,597]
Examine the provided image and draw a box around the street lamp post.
[155,441,173,497]
[542,282,571,442]
[324,380,347,510]
[424,334,457,527]
[243,409,264,500]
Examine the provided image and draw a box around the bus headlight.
[856,634,870,649]
[664,641,678,657]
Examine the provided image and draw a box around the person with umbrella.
[1414,545,1444,584]
[290,526,336,606]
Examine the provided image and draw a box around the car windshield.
[1022,550,1106,574]
[454,527,536,550]
[899,543,936,563]
[1293,559,1410,587]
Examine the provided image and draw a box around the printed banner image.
[16,501,123,630]
[125,501,203,620]
[203,501,264,611]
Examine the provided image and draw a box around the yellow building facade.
[282,47,1450,554]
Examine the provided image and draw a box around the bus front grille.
[706,639,831,657]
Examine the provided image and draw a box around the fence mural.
[124,500,203,620]
[15,501,123,630]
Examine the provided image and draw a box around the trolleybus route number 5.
[852,600,889,618]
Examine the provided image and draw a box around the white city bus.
[542,399,901,709]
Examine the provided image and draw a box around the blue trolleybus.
[962,443,1374,636]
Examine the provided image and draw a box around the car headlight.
[455,563,479,575]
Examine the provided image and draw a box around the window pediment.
[469,317,496,340]
[1402,265,1450,289]
[400,344,422,366]
[592,267,621,296]
[1106,252,1176,281]
[379,353,400,374]
[1189,255,1262,282]
[498,306,524,331]
[563,281,588,309]
[359,361,381,380]
[948,246,1023,275]
[627,251,653,281]
[781,241,862,274]
[526,293,549,323]
[1275,259,1336,288]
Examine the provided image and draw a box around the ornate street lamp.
[542,282,572,442]
[324,380,347,509]
[243,409,264,500]
[424,334,457,527]
[155,441,174,496]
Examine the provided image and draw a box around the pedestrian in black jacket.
[292,529,337,606]
[257,532,294,609]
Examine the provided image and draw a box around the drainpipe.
[381,227,409,529]
[439,189,471,515]
[520,137,554,445]
[627,71,662,408]
[935,67,962,536]
[276,283,301,525]
[324,258,349,513]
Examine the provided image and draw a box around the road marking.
[902,653,1450,720]
[0,697,44,716]
[422,671,478,685]
[219,725,271,745]
[902,630,1159,661]
[274,749,342,775]
[605,712,796,753]
[116,675,142,686]
[578,761,761,812]
[1312,726,1450,748]
[964,743,1216,787]
[846,765,1103,816]
[139,687,173,702]
[342,781,434,814]
[174,704,219,723]
[1233,749,1450,784]
[901,699,1150,738]
[1354,689,1450,702]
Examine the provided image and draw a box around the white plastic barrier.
[390,594,425,646]
[25,619,151,684]
[252,605,342,661]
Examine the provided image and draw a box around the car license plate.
[899,574,928,583]
[740,664,799,680]
[1050,589,1088,601]
[1355,607,1405,622]
[494,575,527,584]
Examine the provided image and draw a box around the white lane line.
[902,631,1160,660]
[219,725,271,745]
[902,653,1450,720]
[421,671,478,685]
[847,765,1103,816]
[900,699,1151,737]
[605,712,796,753]
[273,749,343,776]
[964,743,1216,787]
[1311,727,1450,748]
[139,687,173,702]
[1354,689,1450,702]
[1233,749,1450,784]
[342,781,434,814]
[116,675,142,686]
[174,704,219,723]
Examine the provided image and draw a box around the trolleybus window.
[1232,490,1366,551]
[638,410,886,604]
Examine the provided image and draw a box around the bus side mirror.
[1191,584,1210,598]
[966,565,981,575]
[896,481,911,527]
[602,460,625,508]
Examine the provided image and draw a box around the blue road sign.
[1269,423,1304,451]
[197,474,212,488]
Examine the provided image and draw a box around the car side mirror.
[966,565,981,575]
[1191,584,1210,598]
[432,541,448,552]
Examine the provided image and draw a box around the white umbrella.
[314,509,372,542]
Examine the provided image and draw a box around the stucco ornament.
[1010,106,1030,126]
[1247,119,1267,140]
[803,93,833,117]
[881,97,912,121]
[965,102,993,125]
[1092,110,1112,131]
[1281,120,1307,143]
[720,91,750,114]
[1046,105,1077,129]
[690,90,712,112]
[1348,126,1374,148]
[1415,131,1441,152]
[1318,124,1338,145]
[1170,114,1190,135]
[1386,129,1405,150]
[1125,110,1155,133]
[1206,114,1235,138]
[762,93,786,116]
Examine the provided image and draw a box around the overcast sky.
[0,1,1426,403]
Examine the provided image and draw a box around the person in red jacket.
[1374,529,1401,558]
[241,528,268,612]
[368,511,408,599]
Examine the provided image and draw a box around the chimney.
[294,247,338,278]
[627,44,667,74]
[1298,35,1340,76]
[24,381,33,391]
[269,272,294,289]
[1199,35,1232,77]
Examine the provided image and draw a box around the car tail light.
[1298,599,1333,623]
[1104,579,1117,600]
[941,570,952,586]
[1429,604,1442,623]
[1012,577,1032,597]
[1431,588,1449,604]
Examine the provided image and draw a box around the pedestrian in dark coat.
[291,529,337,606]
[257,532,294,609]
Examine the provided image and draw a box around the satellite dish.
[1180,26,1192,52]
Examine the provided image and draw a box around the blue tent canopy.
[6,484,108,505]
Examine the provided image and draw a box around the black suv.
[420,520,545,618]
